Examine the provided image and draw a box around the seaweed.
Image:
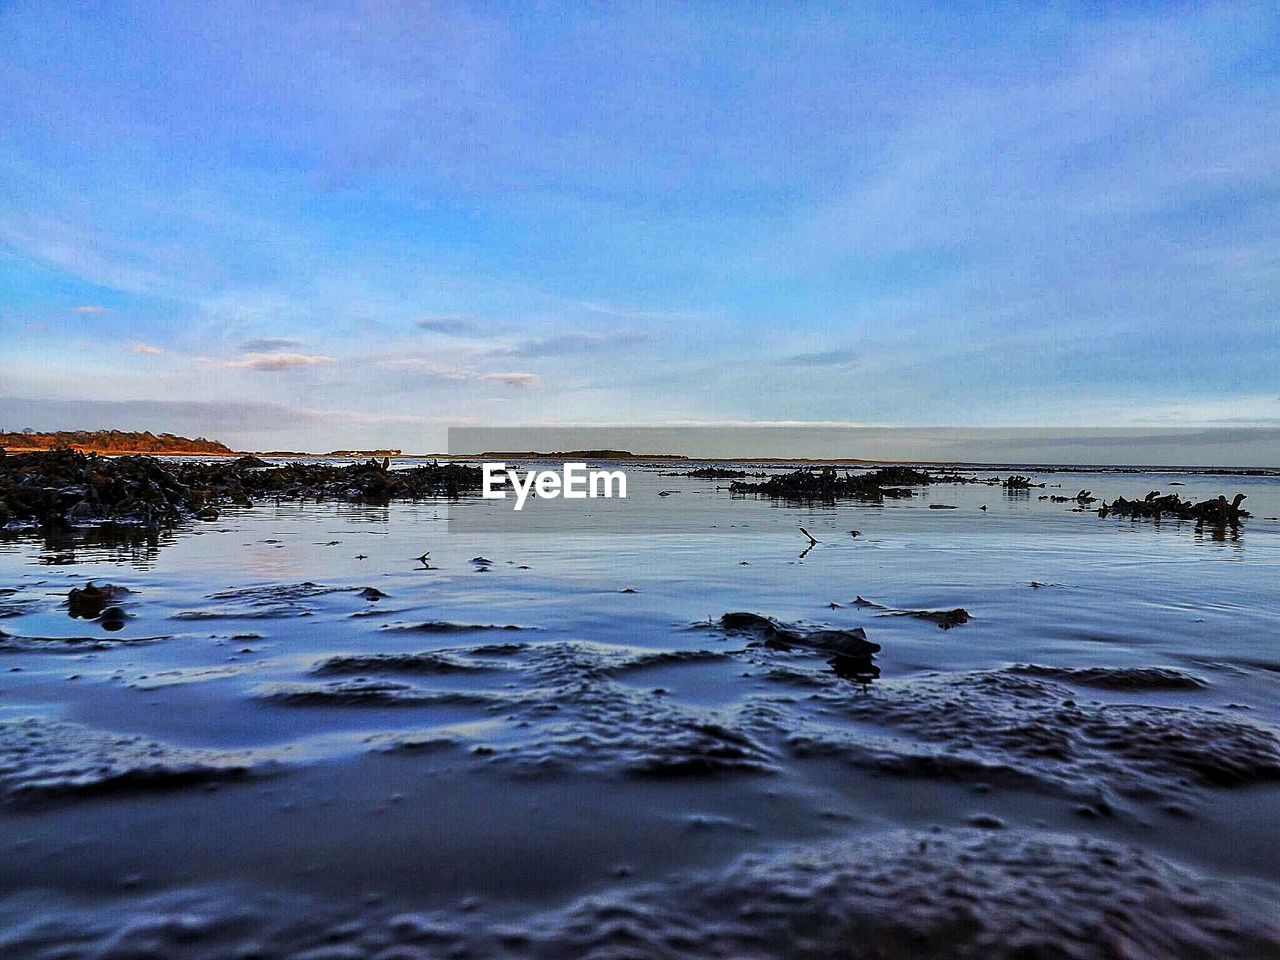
[728,466,921,502]
[1100,491,1250,526]
[0,450,483,532]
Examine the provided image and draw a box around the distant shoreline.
[3,446,1275,475]
[2,446,242,457]
[0,430,236,457]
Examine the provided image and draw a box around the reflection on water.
[2,526,168,569]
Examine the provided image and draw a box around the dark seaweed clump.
[1100,491,1250,526]
[728,466,934,501]
[718,612,881,657]
[682,466,753,478]
[852,596,971,629]
[718,612,881,685]
[0,450,482,532]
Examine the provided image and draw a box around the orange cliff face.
[0,430,237,455]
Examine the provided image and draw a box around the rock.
[98,607,128,631]
[67,582,129,620]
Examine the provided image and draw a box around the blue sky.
[1,1,1277,452]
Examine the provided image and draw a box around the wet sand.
[1,462,1278,958]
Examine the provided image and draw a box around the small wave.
[254,679,508,708]
[312,651,503,676]
[1005,664,1208,690]
[0,717,274,804]
[381,620,530,633]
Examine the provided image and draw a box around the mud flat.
[0,462,1277,957]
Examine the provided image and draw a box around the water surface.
[2,461,1278,957]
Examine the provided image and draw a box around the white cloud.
[73,304,107,314]
[126,341,165,355]
[379,358,542,387]
[226,352,334,371]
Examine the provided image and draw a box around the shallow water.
[1,462,1278,958]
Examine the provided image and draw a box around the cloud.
[225,352,334,371]
[574,301,716,325]
[73,305,107,314]
[380,358,542,387]
[239,337,303,352]
[381,358,474,380]
[506,332,645,357]
[126,342,164,355]
[482,371,542,387]
[778,349,857,367]
[3,4,1275,440]
[416,316,482,335]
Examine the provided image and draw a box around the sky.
[1,1,1277,456]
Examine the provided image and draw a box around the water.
[1,462,1278,958]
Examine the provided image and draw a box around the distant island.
[0,429,237,456]
[478,450,690,460]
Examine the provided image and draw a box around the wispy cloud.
[777,349,857,367]
[126,341,165,355]
[381,358,474,380]
[416,316,483,336]
[482,371,542,387]
[505,332,645,357]
[380,358,542,387]
[240,337,303,352]
[226,352,334,371]
[2,3,1275,449]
